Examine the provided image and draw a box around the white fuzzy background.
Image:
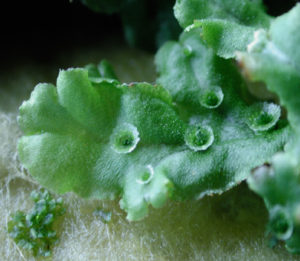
[0,43,299,261]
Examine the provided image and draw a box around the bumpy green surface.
[18,49,289,221]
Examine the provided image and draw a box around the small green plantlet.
[7,190,65,257]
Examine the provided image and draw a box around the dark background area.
[0,0,298,66]
[0,1,122,65]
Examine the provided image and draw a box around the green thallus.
[16,0,300,254]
